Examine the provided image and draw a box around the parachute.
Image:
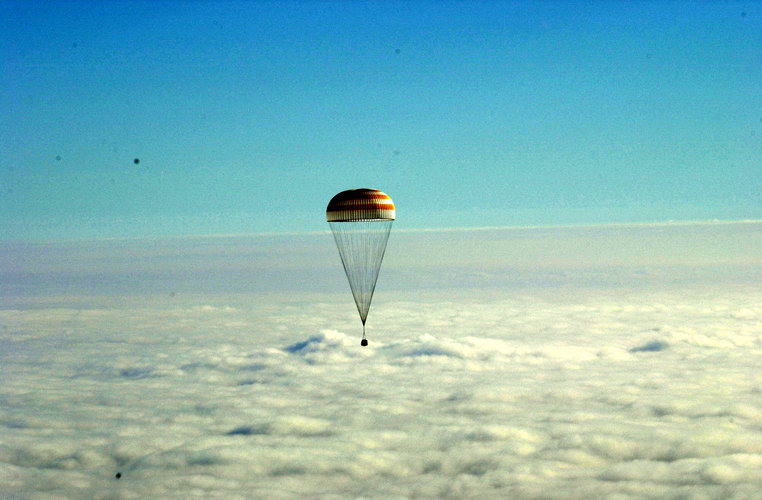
[327,189,395,346]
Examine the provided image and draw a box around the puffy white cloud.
[1,222,761,498]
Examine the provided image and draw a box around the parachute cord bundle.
[329,219,392,343]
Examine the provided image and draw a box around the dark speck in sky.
[115,472,121,479]
[395,48,401,54]
[134,158,140,165]
[741,11,747,18]
[55,155,62,161]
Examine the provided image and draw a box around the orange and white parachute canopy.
[326,189,395,222]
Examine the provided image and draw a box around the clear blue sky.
[2,0,760,241]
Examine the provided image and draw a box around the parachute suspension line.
[329,220,393,324]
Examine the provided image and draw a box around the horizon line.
[3,218,760,246]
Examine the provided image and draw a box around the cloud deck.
[1,223,760,498]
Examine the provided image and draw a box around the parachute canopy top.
[326,189,395,222]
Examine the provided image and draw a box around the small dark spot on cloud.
[115,472,121,479]
[226,424,270,436]
[237,378,261,386]
[119,367,153,379]
[133,158,140,165]
[187,454,218,466]
[284,335,323,354]
[630,340,669,353]
[241,362,266,372]
[422,461,441,473]
[651,405,672,417]
[193,404,214,415]
[459,458,497,476]
[180,362,216,373]
[169,291,176,298]
[444,391,472,403]
[270,464,307,476]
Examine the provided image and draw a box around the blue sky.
[2,0,760,241]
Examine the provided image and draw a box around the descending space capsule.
[327,189,395,346]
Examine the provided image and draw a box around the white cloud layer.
[1,222,761,498]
